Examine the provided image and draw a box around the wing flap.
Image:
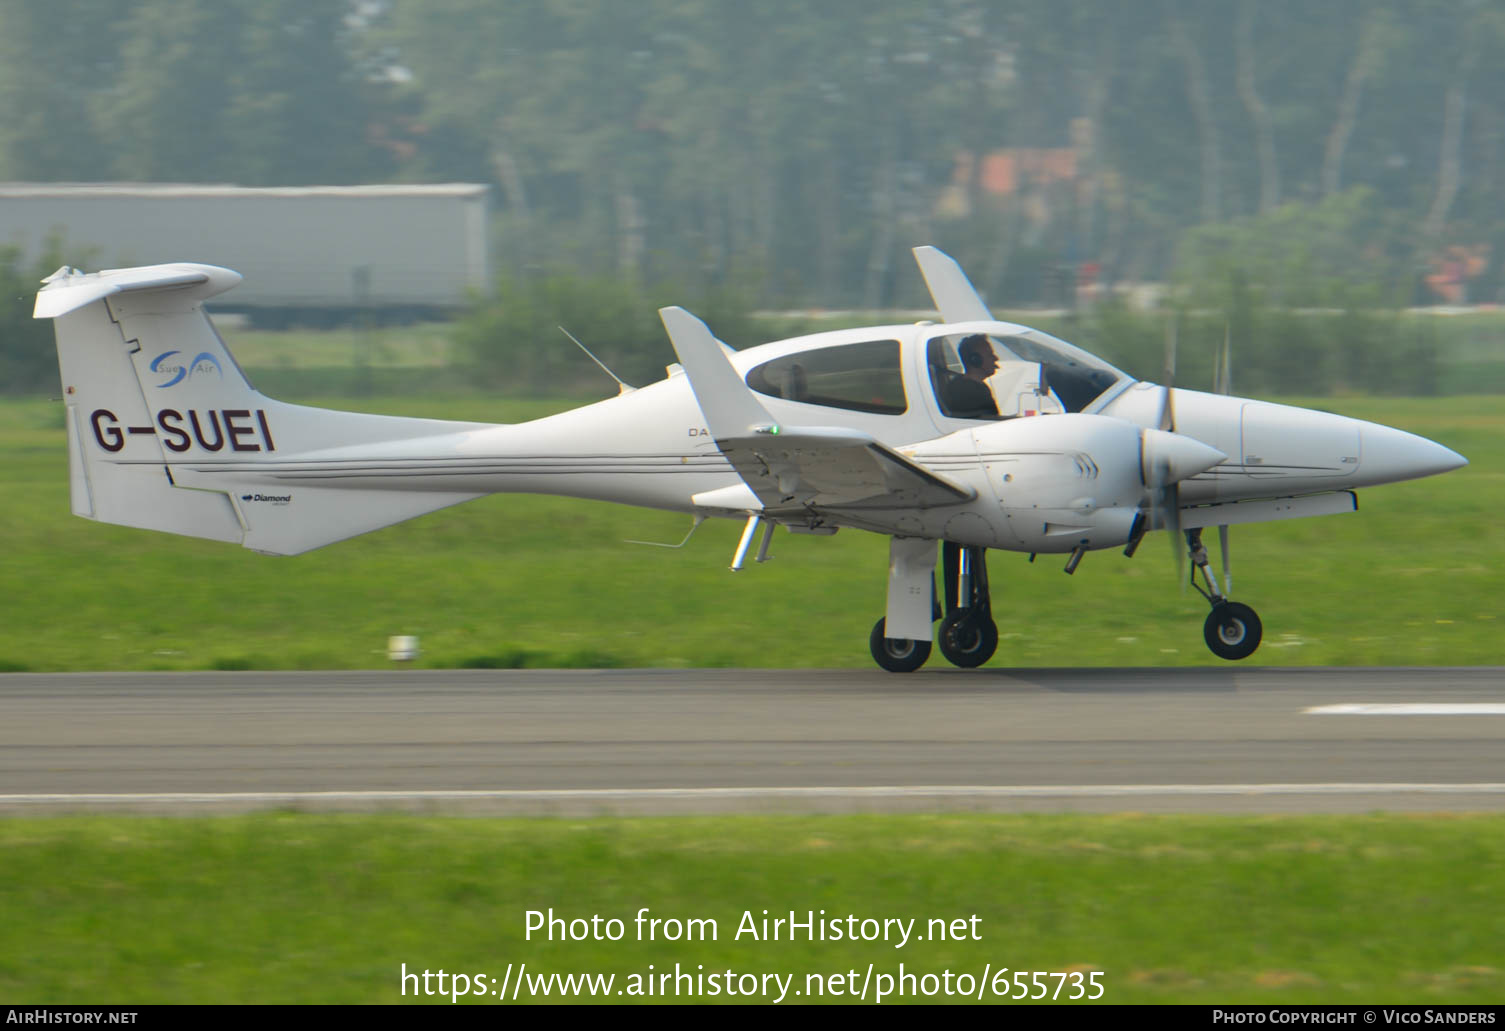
[715,434,972,509]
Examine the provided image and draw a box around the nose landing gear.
[1205,601,1261,660]
[1186,528,1262,660]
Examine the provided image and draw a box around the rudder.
[42,266,246,543]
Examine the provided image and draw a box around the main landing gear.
[939,542,997,668]
[866,531,1263,670]
[1186,528,1262,660]
[868,542,998,672]
[869,619,931,673]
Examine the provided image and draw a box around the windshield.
[1000,329,1128,411]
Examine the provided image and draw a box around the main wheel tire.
[869,618,932,673]
[1203,602,1262,661]
[938,609,999,668]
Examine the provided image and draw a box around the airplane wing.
[708,427,974,511]
[912,246,993,323]
[658,307,974,512]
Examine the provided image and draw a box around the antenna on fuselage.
[625,515,706,549]
[559,326,634,395]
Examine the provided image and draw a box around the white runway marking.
[1305,703,1505,715]
[4,784,1505,807]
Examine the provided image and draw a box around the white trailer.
[0,182,490,321]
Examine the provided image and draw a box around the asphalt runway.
[2,667,1503,814]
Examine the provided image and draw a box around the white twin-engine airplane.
[35,247,1466,672]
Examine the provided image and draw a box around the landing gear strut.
[1185,528,1262,660]
[869,540,998,672]
[869,537,938,672]
[939,543,998,668]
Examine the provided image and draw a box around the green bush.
[1034,296,1440,398]
[0,245,62,395]
[455,272,761,395]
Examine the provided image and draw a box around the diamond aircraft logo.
[150,350,222,388]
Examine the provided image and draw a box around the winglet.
[912,246,993,324]
[658,306,776,439]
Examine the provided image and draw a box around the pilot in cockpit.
[943,334,1001,419]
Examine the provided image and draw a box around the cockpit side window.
[928,336,1002,419]
[745,339,906,415]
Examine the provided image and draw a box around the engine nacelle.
[910,414,1224,554]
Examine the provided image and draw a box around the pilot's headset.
[959,335,992,373]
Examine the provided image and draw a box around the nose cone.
[1141,428,1227,487]
[1359,423,1468,486]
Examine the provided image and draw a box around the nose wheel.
[1204,602,1262,660]
[1186,528,1262,660]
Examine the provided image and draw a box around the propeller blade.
[1139,426,1224,592]
[1137,421,1222,590]
[1144,470,1181,589]
[1166,485,1185,588]
[1214,323,1232,395]
[1159,311,1178,433]
[1219,523,1231,596]
[1163,310,1179,387]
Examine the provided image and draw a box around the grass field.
[4,376,1502,1009]
[1,812,1501,1004]
[0,393,1498,671]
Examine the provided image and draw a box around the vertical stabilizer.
[42,269,246,543]
[36,264,493,554]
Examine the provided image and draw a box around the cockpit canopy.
[737,321,1131,428]
[926,327,1128,419]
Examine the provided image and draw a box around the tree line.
[4,1,1505,310]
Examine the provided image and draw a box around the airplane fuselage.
[148,319,1464,555]
[35,256,1469,668]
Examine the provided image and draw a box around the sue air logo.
[150,350,222,388]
